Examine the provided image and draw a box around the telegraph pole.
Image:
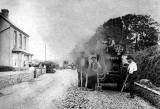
[45,44,46,61]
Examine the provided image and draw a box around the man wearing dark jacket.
[87,54,101,90]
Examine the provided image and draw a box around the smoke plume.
[70,26,112,75]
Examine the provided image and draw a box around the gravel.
[55,86,156,109]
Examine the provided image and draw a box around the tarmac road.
[0,69,156,109]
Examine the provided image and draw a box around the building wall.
[10,27,29,51]
[0,70,34,89]
[10,25,31,68]
[0,17,11,66]
[0,68,46,89]
[12,53,28,69]
[12,53,18,67]
[0,17,31,68]
[29,55,32,63]
[24,55,29,67]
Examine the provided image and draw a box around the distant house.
[0,9,33,70]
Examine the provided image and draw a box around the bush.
[133,45,160,87]
[0,66,16,72]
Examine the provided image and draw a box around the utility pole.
[45,44,46,61]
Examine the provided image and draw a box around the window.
[24,36,26,50]
[20,34,22,49]
[14,31,17,48]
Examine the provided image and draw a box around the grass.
[0,66,16,72]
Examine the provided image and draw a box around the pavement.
[0,69,157,109]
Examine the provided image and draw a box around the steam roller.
[94,44,128,91]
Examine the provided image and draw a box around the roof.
[0,14,30,37]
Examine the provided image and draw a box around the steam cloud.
[70,26,112,75]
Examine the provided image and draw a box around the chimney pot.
[1,9,9,18]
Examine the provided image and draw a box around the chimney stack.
[1,9,9,18]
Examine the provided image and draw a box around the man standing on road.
[126,55,137,98]
[76,51,89,89]
[88,54,101,91]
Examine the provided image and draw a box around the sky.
[0,0,160,63]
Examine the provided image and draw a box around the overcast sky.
[0,0,160,63]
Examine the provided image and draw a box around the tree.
[103,14,159,51]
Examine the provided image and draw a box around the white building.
[0,9,33,70]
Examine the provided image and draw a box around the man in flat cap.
[126,55,137,98]
[87,54,101,90]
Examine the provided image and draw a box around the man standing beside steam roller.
[76,51,89,89]
[87,54,101,90]
[126,55,137,99]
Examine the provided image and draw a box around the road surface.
[0,69,156,109]
[0,69,77,109]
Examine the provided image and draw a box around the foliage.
[0,66,16,72]
[103,14,159,51]
[133,45,160,87]
[63,60,69,65]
